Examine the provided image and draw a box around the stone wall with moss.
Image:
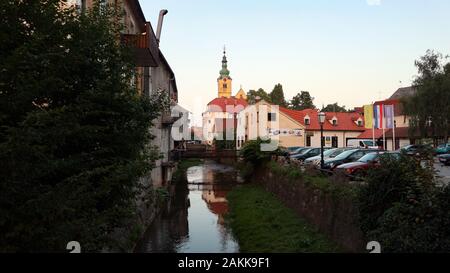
[251,162,365,252]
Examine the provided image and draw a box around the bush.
[358,153,450,252]
[239,137,280,167]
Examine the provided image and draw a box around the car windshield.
[300,148,312,155]
[323,148,338,156]
[362,140,375,146]
[329,148,346,157]
[334,149,357,160]
[358,153,378,163]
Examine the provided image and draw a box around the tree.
[403,50,450,144]
[246,88,271,104]
[269,84,287,107]
[0,1,165,252]
[289,91,315,110]
[321,103,347,112]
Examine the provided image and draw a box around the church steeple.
[217,46,232,98]
[219,47,230,78]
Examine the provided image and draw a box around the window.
[268,113,277,121]
[332,119,337,126]
[357,120,363,126]
[306,135,311,147]
[305,118,310,125]
[223,84,227,89]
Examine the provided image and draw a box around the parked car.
[399,144,432,157]
[438,154,450,166]
[435,143,450,155]
[322,149,379,170]
[347,139,379,149]
[287,146,303,153]
[336,151,401,177]
[290,148,322,161]
[304,147,353,166]
[289,147,309,156]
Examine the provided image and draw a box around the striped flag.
[373,104,383,129]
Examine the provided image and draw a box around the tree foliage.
[321,103,347,112]
[269,84,287,107]
[403,50,450,142]
[246,88,271,105]
[0,1,164,252]
[358,153,450,252]
[289,91,315,110]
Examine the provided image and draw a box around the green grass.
[226,185,341,253]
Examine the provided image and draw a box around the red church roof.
[280,107,366,132]
[207,97,248,113]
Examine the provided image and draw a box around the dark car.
[289,147,309,156]
[337,151,400,177]
[438,154,450,166]
[290,148,322,161]
[322,149,379,170]
[399,144,432,157]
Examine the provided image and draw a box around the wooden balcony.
[120,23,159,67]
[121,33,149,49]
[161,111,183,127]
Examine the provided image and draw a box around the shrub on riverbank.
[226,185,341,253]
[358,154,450,252]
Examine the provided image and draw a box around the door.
[332,136,338,148]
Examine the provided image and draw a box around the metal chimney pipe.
[156,9,168,45]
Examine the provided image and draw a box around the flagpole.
[382,104,386,150]
[392,104,396,151]
[372,102,375,147]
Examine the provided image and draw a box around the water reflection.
[135,160,240,253]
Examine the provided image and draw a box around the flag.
[384,104,394,129]
[363,105,373,129]
[373,104,383,129]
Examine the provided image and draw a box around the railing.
[120,33,149,49]
[161,111,182,126]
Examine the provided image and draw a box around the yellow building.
[236,100,305,149]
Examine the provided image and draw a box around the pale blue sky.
[140,0,450,125]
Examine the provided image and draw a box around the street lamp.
[318,112,326,169]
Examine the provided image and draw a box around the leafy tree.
[403,50,450,143]
[289,91,315,110]
[0,1,165,252]
[269,84,287,107]
[246,88,271,104]
[321,103,347,112]
[358,153,450,252]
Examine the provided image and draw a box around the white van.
[347,139,379,149]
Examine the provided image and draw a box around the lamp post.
[318,112,326,169]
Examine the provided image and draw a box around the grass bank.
[227,185,341,253]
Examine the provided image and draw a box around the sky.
[139,0,450,126]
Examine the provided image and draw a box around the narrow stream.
[135,160,243,253]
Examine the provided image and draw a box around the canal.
[135,160,243,253]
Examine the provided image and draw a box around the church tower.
[217,48,232,98]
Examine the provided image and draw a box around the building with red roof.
[202,50,248,145]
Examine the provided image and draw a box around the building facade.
[202,50,248,145]
[66,0,186,187]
